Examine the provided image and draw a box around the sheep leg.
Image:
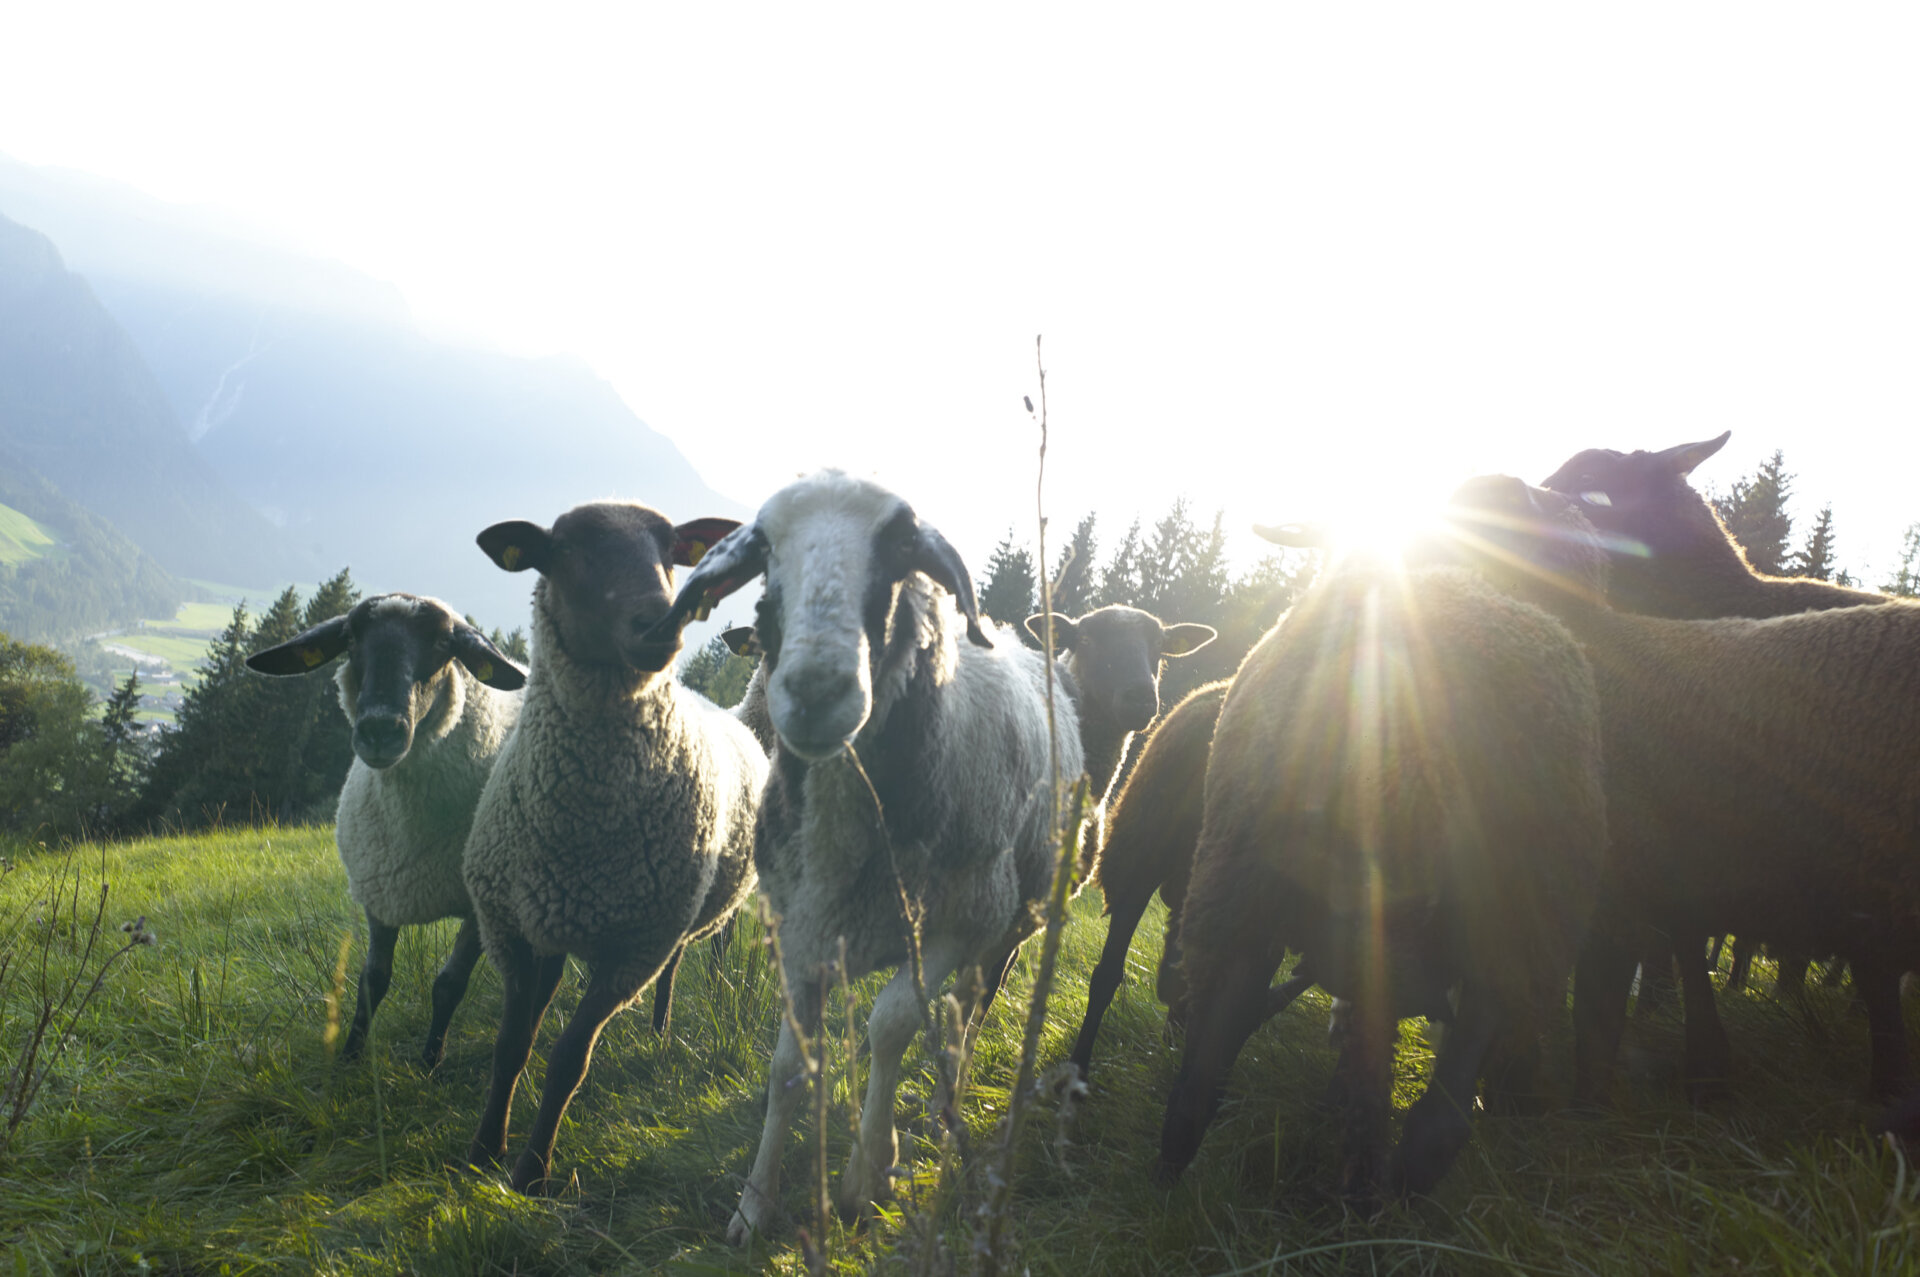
[510,957,660,1195]
[1856,957,1908,1101]
[1392,986,1502,1198]
[729,975,826,1246]
[841,935,969,1221]
[466,944,567,1170]
[1676,938,1731,1105]
[1573,929,1637,1106]
[341,912,400,1062]
[1726,936,1756,992]
[650,944,685,1035]
[422,916,484,1069]
[1154,939,1276,1185]
[1069,883,1156,1080]
[1633,935,1677,1020]
[1156,874,1192,1034]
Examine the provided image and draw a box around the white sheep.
[654,471,1084,1242]
[246,593,526,1067]
[459,501,766,1195]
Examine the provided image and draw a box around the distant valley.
[0,155,743,647]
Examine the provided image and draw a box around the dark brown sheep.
[1157,546,1606,1201]
[1439,476,1920,1108]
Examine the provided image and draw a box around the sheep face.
[245,593,526,770]
[478,503,738,676]
[655,471,989,762]
[1024,605,1216,733]
[1540,431,1731,558]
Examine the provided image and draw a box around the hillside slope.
[0,212,310,588]
[0,460,180,643]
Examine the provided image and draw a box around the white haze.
[2,4,1917,581]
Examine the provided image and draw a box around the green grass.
[0,502,63,567]
[144,602,242,636]
[4,829,1920,1275]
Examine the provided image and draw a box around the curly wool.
[334,656,519,927]
[462,578,766,990]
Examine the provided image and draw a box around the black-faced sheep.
[246,593,526,1067]
[459,502,766,1195]
[1438,475,1920,1106]
[1541,434,1890,1092]
[1157,545,1607,1201]
[650,471,1084,1242]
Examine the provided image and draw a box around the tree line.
[3,449,1916,845]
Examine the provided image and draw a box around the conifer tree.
[273,570,361,821]
[979,530,1037,628]
[137,603,254,828]
[1048,513,1099,617]
[1883,525,1920,598]
[1096,518,1145,608]
[1712,450,1795,575]
[1791,504,1839,581]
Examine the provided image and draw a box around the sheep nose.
[1116,685,1160,730]
[353,715,413,768]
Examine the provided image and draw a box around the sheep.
[1540,430,1884,620]
[245,593,525,1067]
[459,501,766,1195]
[1437,475,1920,1106]
[1156,541,1607,1201]
[1066,678,1226,1079]
[647,471,1084,1242]
[1541,434,1888,1085]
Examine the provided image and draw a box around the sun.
[1257,478,1451,562]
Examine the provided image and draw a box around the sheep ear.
[645,523,770,640]
[911,523,992,648]
[1160,623,1217,658]
[1655,431,1731,477]
[477,520,552,573]
[1024,613,1078,651]
[1253,522,1329,549]
[720,625,759,657]
[672,517,744,568]
[246,615,350,676]
[450,625,527,690]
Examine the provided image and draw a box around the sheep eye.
[1579,491,1612,507]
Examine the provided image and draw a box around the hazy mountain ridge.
[0,156,743,630]
[0,212,307,590]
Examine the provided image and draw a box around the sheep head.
[1432,475,1612,607]
[1540,430,1731,561]
[478,503,739,677]
[246,593,525,769]
[1024,605,1215,733]
[653,471,990,762]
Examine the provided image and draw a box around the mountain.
[0,461,181,644]
[0,157,743,632]
[0,212,310,589]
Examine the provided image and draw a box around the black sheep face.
[478,503,736,676]
[1024,605,1216,733]
[1434,475,1612,607]
[245,593,525,770]
[1540,431,1731,560]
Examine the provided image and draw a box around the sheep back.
[1182,564,1606,1017]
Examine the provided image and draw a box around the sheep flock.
[233,438,1920,1252]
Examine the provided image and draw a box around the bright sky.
[4,4,1917,581]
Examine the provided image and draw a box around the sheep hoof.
[464,1139,505,1171]
[1391,1100,1471,1198]
[1684,1074,1729,1107]
[509,1153,554,1196]
[419,1042,446,1071]
[725,1208,760,1247]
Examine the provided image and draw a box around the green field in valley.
[0,502,62,567]
[3,827,1919,1275]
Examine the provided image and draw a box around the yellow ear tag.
[687,540,707,565]
[474,661,494,681]
[300,646,325,668]
[502,545,523,570]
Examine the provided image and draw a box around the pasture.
[2,828,1918,1274]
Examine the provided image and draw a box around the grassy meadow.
[3,828,1919,1275]
[0,503,63,568]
